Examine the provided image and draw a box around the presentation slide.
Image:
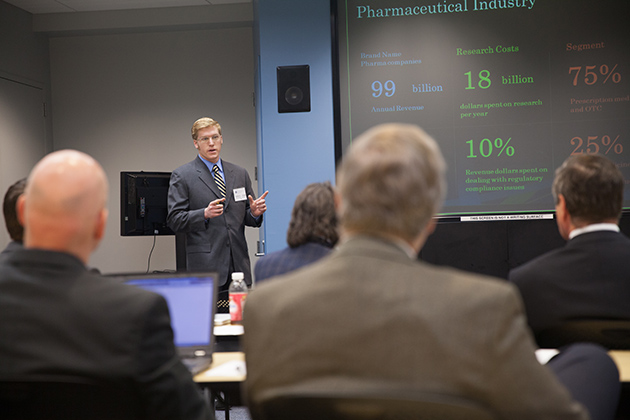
[336,0,630,217]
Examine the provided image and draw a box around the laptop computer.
[120,272,218,375]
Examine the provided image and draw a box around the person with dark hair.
[243,124,620,420]
[509,154,630,337]
[0,150,212,420]
[254,181,338,284]
[1,178,27,257]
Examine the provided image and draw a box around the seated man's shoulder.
[81,273,164,310]
[508,247,565,283]
[424,263,520,304]
[250,262,321,301]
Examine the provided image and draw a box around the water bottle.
[229,272,248,323]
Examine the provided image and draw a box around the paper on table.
[214,324,244,336]
[204,360,247,378]
[535,349,560,364]
[214,314,231,326]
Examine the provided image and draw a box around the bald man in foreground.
[0,150,212,420]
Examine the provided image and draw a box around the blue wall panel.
[254,0,337,254]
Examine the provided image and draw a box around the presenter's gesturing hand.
[204,198,226,219]
[249,190,269,218]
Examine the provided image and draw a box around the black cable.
[146,234,157,273]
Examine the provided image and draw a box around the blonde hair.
[337,123,446,242]
[191,117,222,140]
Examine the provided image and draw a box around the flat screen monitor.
[333,0,630,219]
[120,171,174,236]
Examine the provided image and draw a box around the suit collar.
[193,156,226,203]
[197,155,223,174]
[8,248,87,273]
[567,229,624,246]
[222,161,233,196]
[2,240,23,254]
[337,234,418,261]
[569,223,619,240]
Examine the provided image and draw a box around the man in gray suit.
[0,150,211,419]
[243,123,620,420]
[167,117,268,304]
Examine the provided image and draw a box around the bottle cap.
[231,272,244,281]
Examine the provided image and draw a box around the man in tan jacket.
[243,123,620,420]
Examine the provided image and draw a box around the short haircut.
[3,178,27,242]
[552,154,624,224]
[286,181,338,248]
[337,123,446,242]
[191,117,222,140]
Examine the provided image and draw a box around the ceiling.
[5,0,250,14]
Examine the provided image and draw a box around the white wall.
[0,79,47,248]
[0,1,52,250]
[49,25,258,274]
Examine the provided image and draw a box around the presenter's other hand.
[204,198,225,219]
[249,190,269,217]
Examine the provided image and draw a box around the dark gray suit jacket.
[509,230,630,335]
[243,235,587,420]
[254,242,333,284]
[0,249,211,420]
[0,240,23,258]
[167,156,261,286]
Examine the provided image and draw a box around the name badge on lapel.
[233,187,247,202]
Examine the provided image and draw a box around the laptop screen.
[121,272,217,348]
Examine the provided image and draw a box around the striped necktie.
[212,165,226,198]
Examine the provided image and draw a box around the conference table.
[194,320,245,419]
[612,351,630,382]
[196,317,630,418]
[197,349,630,381]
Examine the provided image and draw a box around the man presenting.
[243,124,619,420]
[0,150,211,419]
[509,154,630,337]
[168,117,268,303]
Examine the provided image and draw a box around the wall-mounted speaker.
[277,65,311,113]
